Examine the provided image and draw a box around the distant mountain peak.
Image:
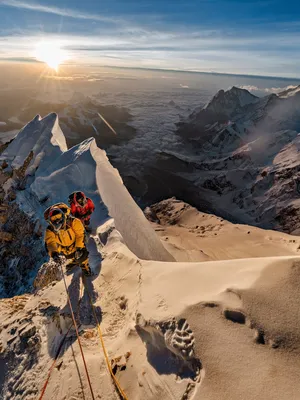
[205,86,259,116]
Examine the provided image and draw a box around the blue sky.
[1,0,300,77]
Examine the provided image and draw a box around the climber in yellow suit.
[44,203,92,276]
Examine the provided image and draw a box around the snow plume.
[242,87,300,161]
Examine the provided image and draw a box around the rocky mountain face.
[126,86,300,234]
[0,168,45,298]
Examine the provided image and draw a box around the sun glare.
[35,41,67,71]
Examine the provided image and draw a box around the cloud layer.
[239,85,297,94]
[1,0,300,78]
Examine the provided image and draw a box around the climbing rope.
[38,265,129,400]
[83,277,129,400]
[59,264,96,400]
[38,324,72,400]
[38,275,84,400]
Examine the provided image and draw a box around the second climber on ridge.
[44,203,92,276]
[68,191,95,231]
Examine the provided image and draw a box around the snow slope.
[1,230,300,400]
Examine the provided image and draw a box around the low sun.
[35,41,67,71]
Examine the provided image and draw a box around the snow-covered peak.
[0,113,67,175]
[205,86,259,116]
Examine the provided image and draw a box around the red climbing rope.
[38,322,74,400]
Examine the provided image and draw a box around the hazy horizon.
[2,61,300,81]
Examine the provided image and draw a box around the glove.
[75,248,84,260]
[52,252,61,263]
[74,248,89,263]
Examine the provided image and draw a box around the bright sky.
[0,0,300,78]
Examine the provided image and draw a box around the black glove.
[52,252,60,262]
[74,247,88,263]
[75,248,84,260]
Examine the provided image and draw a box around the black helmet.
[48,208,66,232]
